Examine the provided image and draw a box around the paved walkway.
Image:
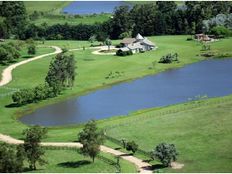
[0,46,62,87]
[0,133,152,173]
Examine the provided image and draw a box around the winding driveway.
[0,46,62,87]
[0,133,152,173]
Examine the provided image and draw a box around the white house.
[119,34,156,53]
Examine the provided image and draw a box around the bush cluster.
[158,53,179,64]
[27,44,36,55]
[105,71,125,79]
[12,84,56,106]
[12,52,76,106]
[116,49,133,56]
[0,43,20,65]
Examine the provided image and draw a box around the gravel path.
[0,133,152,173]
[0,46,62,87]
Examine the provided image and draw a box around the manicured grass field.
[31,14,112,26]
[0,36,232,172]
[24,1,70,14]
[0,46,54,81]
[27,149,136,173]
[104,96,232,172]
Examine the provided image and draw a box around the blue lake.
[19,59,232,126]
[62,1,132,15]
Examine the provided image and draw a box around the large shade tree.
[23,126,47,170]
[151,143,178,167]
[78,120,104,162]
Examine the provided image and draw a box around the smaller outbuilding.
[195,34,213,42]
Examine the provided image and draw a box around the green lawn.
[24,1,71,14]
[26,149,136,173]
[31,14,111,26]
[0,46,54,81]
[104,96,232,172]
[0,35,232,172]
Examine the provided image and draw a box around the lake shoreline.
[17,56,232,127]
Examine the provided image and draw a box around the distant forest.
[0,1,232,40]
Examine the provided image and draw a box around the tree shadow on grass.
[151,164,166,170]
[57,160,91,168]
[5,103,19,108]
[114,147,121,150]
[23,167,43,173]
[120,153,133,157]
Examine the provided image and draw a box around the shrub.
[0,43,20,65]
[210,26,232,37]
[151,143,178,167]
[116,49,133,56]
[126,141,138,154]
[27,44,36,55]
[186,37,193,41]
[158,53,179,64]
[115,43,124,48]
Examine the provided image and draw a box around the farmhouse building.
[119,34,156,53]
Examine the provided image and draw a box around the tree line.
[12,51,76,106]
[1,1,232,40]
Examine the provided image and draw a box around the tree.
[190,22,196,37]
[0,1,27,37]
[78,120,104,162]
[34,84,47,101]
[121,138,127,148]
[96,32,108,44]
[0,43,20,65]
[151,143,178,167]
[125,141,138,154]
[45,52,76,92]
[89,35,96,45]
[105,38,112,51]
[27,44,36,55]
[23,126,47,170]
[119,31,132,39]
[110,5,132,39]
[0,143,25,172]
[0,18,9,38]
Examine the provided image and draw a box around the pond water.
[19,59,232,126]
[62,1,132,15]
